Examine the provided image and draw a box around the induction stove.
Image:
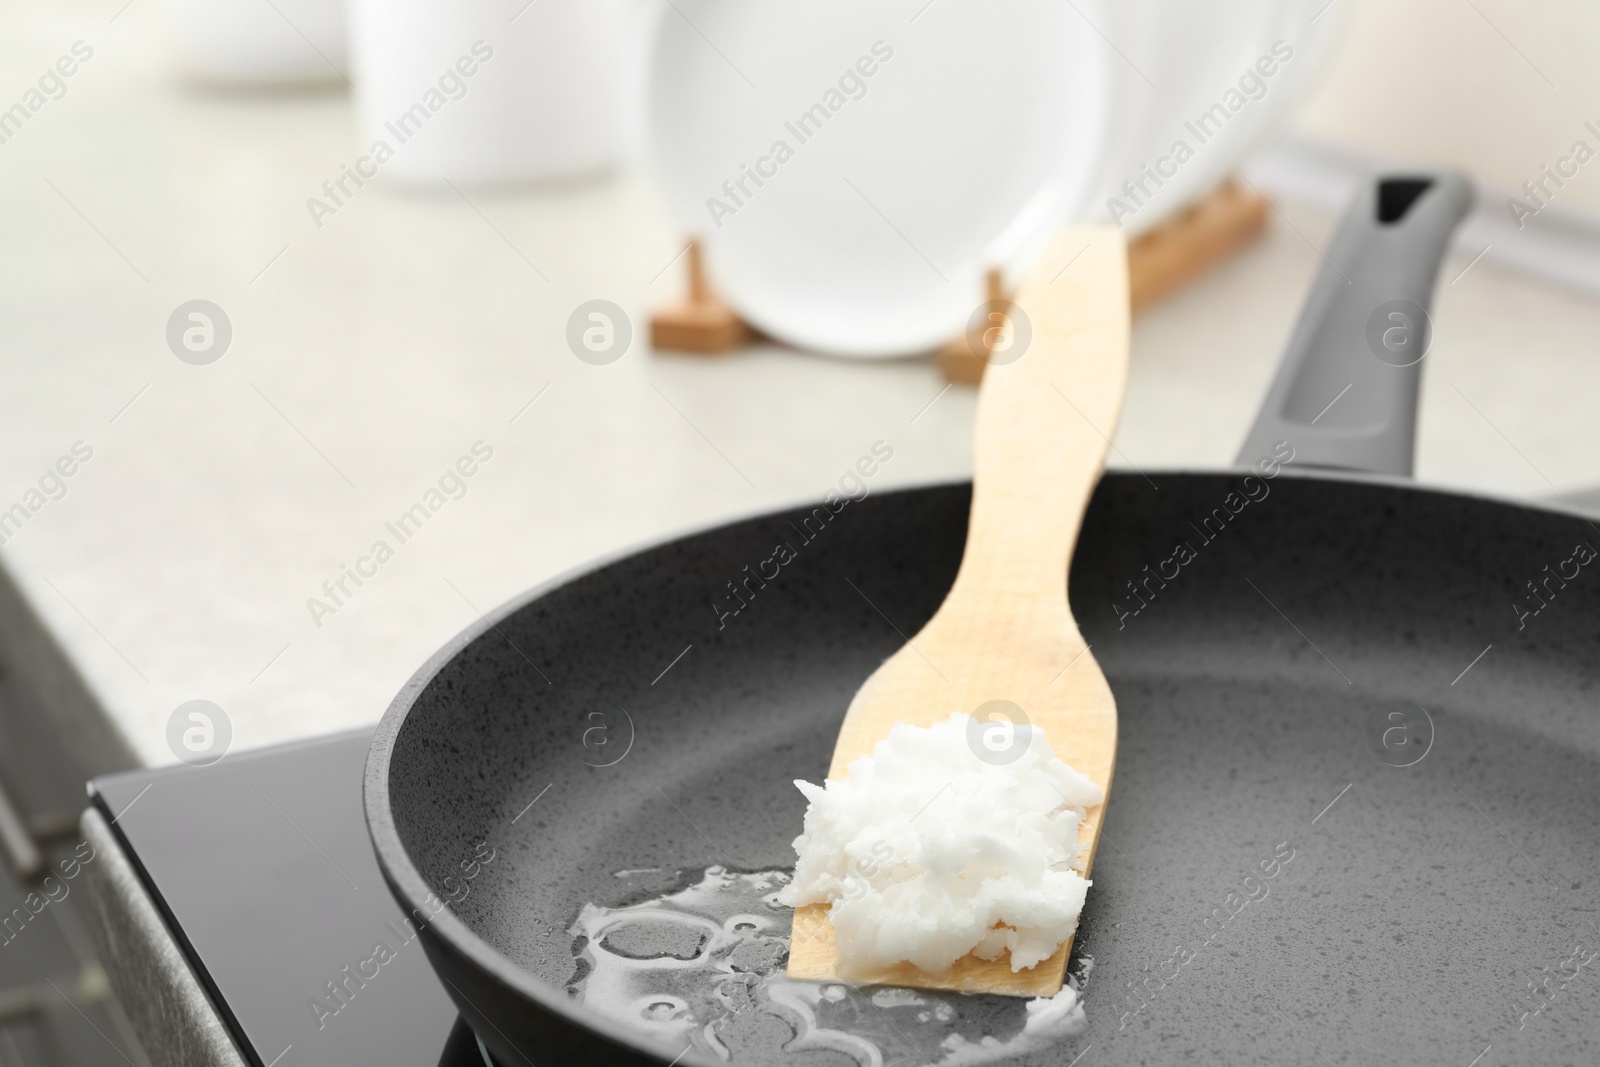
[89,731,499,1067]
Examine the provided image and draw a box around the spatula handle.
[950,229,1130,615]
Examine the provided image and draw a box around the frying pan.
[366,173,1600,1067]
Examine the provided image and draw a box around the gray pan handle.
[1235,172,1474,477]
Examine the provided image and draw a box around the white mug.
[157,0,348,86]
[348,0,660,187]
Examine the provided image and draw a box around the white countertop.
[5,3,1600,767]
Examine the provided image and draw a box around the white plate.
[648,0,1111,358]
[1093,0,1332,235]
[1078,0,1167,229]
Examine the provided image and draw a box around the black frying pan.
[366,174,1600,1067]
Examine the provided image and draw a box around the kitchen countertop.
[5,2,1600,770]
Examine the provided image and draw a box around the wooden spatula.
[787,227,1128,997]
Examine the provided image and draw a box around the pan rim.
[362,465,1594,1062]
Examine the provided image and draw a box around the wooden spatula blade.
[784,227,1129,996]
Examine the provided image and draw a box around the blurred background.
[0,0,1598,1062]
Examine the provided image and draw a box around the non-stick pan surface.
[366,469,1600,1067]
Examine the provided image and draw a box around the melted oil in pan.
[568,866,1090,1066]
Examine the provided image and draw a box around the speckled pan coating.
[366,471,1600,1067]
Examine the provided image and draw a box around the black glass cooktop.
[91,731,495,1067]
